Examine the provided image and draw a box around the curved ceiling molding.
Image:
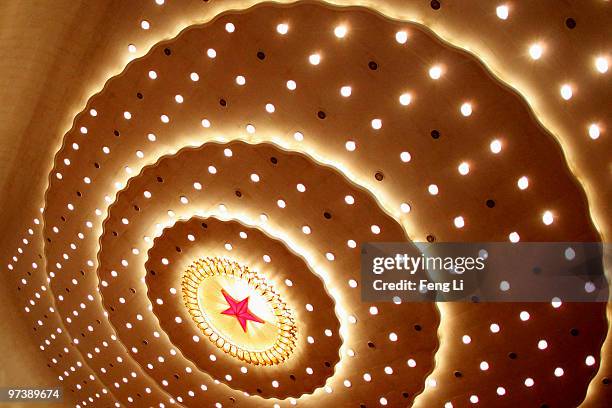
[1,2,609,408]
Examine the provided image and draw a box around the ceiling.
[0,1,610,407]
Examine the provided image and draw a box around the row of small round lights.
[124,4,606,149]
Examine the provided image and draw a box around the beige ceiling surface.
[0,1,609,407]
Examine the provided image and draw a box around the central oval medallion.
[182,257,297,365]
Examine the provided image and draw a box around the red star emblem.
[220,289,265,332]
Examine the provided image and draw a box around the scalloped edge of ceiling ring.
[143,214,346,403]
[33,1,607,405]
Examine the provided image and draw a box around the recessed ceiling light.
[496,5,509,20]
[517,176,529,190]
[560,84,573,100]
[595,56,609,73]
[542,210,554,225]
[585,355,596,366]
[429,65,442,79]
[460,102,473,117]
[454,216,465,228]
[588,124,600,140]
[399,93,412,105]
[276,23,289,35]
[529,43,543,60]
[334,25,347,38]
[340,86,352,97]
[309,54,321,65]
[490,139,502,154]
[395,31,408,44]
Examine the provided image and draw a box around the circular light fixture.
[182,257,297,366]
[588,124,601,140]
[309,53,321,65]
[395,31,408,44]
[595,56,608,73]
[496,5,509,20]
[399,93,412,105]
[560,84,573,100]
[529,43,543,60]
[429,65,442,79]
[276,23,289,35]
[334,25,348,38]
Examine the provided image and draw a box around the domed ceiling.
[0,1,609,408]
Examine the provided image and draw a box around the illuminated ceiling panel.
[1,1,609,408]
